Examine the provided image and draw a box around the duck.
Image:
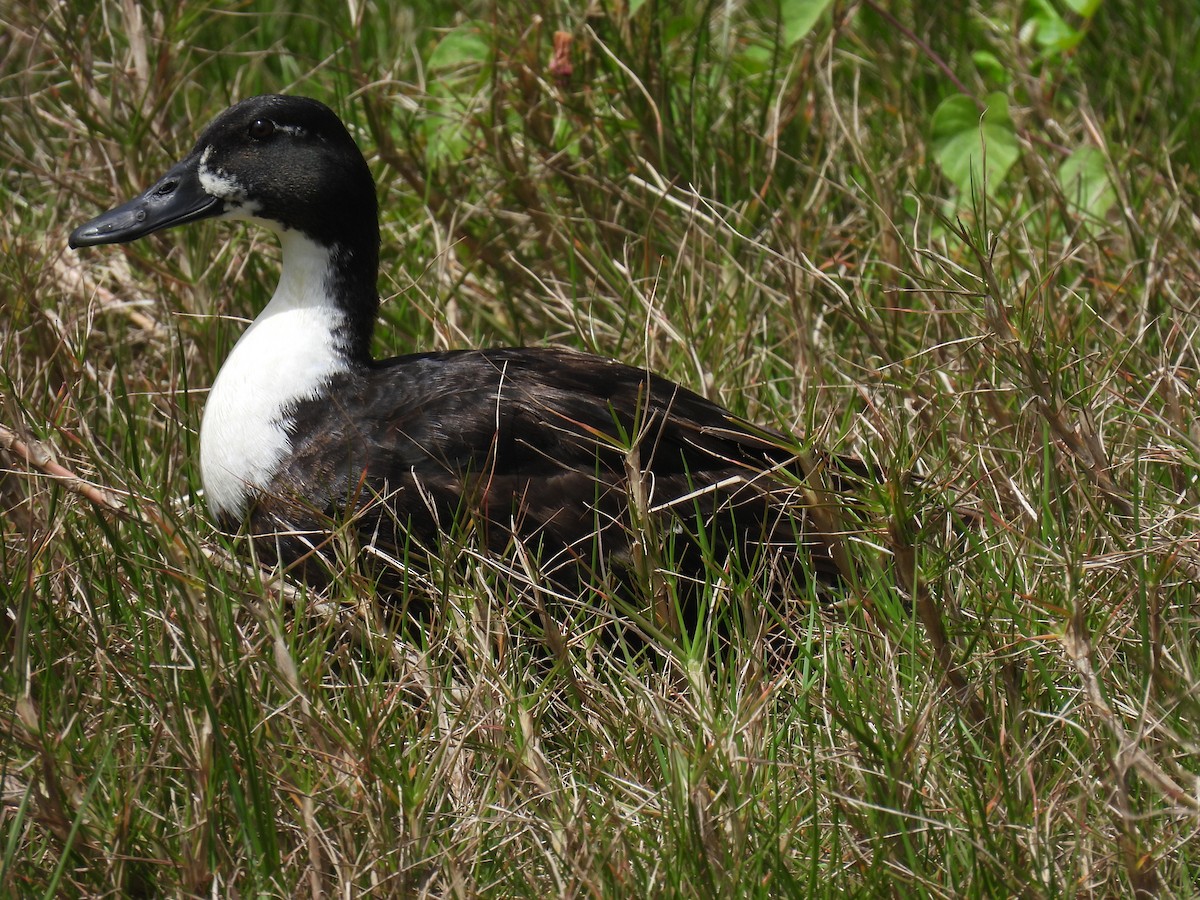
[69,94,870,609]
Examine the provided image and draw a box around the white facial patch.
[197,145,262,219]
[197,146,243,199]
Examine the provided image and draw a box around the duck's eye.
[248,118,275,140]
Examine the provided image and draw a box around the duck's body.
[70,95,861,596]
[244,345,856,589]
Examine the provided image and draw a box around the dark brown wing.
[242,347,867,594]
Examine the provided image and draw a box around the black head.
[69,95,379,253]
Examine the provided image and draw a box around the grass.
[2,0,1200,895]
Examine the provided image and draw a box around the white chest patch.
[199,231,350,518]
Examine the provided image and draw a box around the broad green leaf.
[971,50,1009,85]
[781,0,834,48]
[428,22,491,71]
[424,22,492,167]
[931,92,1020,197]
[424,99,474,167]
[734,41,774,77]
[1064,0,1103,16]
[1058,146,1116,222]
[1023,0,1085,54]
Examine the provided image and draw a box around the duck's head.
[69,95,378,251]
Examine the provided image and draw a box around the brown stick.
[0,423,124,512]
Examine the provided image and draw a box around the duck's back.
[244,347,860,594]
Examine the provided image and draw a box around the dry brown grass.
[3,0,1200,895]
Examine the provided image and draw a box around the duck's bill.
[69,156,223,248]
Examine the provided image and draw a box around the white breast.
[199,231,349,518]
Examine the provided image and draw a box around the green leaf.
[780,0,834,48]
[423,22,492,167]
[428,22,491,71]
[1058,146,1116,223]
[971,50,1009,85]
[1022,0,1085,54]
[931,92,1020,198]
[1063,0,1103,17]
[734,40,774,77]
[424,99,474,167]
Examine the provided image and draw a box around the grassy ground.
[2,0,1200,895]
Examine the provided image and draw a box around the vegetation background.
[2,0,1199,895]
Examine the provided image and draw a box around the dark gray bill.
[69,155,223,248]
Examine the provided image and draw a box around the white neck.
[199,231,352,518]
